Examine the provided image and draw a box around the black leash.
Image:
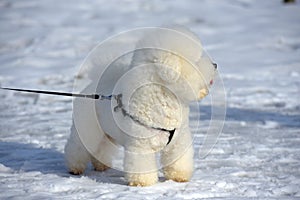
[1,87,175,145]
[0,87,113,100]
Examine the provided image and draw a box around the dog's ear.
[155,53,182,83]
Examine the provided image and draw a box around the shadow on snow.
[0,141,125,185]
[198,105,300,128]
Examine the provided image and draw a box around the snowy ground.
[1,0,300,199]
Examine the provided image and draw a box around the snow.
[1,0,300,199]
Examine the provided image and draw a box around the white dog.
[64,27,216,186]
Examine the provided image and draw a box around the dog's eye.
[213,63,217,69]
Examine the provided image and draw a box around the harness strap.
[113,94,175,145]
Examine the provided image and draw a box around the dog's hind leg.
[91,134,116,172]
[64,122,90,175]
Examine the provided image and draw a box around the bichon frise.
[64,26,217,186]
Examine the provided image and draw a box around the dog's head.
[131,26,217,102]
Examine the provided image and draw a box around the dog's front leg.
[124,142,158,186]
[161,129,194,182]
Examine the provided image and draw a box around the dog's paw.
[163,167,193,183]
[94,164,110,172]
[92,159,110,172]
[126,172,158,186]
[69,168,84,175]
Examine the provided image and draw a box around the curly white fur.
[64,26,216,186]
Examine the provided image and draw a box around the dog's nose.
[213,63,217,69]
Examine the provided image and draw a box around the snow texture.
[0,0,300,199]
